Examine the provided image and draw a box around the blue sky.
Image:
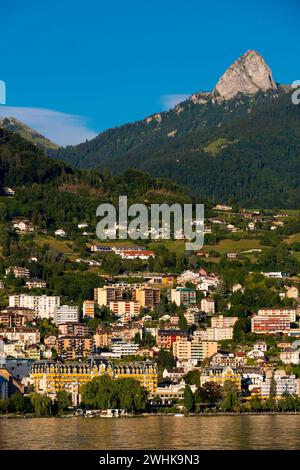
[1,0,300,145]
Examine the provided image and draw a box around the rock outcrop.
[213,50,277,100]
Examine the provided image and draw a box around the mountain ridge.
[0,116,59,150]
[2,50,299,208]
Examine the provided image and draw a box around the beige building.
[94,328,112,348]
[201,297,215,314]
[109,301,140,318]
[173,337,218,362]
[194,326,234,341]
[200,366,242,390]
[173,338,191,361]
[286,286,299,299]
[211,315,238,328]
[94,286,123,307]
[134,287,160,309]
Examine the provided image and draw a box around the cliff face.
[213,50,277,100]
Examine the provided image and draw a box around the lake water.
[0,415,299,450]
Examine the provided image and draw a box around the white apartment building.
[111,342,139,356]
[53,305,80,325]
[9,294,60,319]
[280,350,300,365]
[194,326,234,341]
[261,370,300,398]
[5,266,31,279]
[0,327,40,345]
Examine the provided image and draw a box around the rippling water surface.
[0,415,299,450]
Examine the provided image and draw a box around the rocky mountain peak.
[213,50,277,100]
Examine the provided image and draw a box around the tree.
[178,313,188,330]
[116,378,148,412]
[222,381,240,412]
[233,317,251,343]
[156,349,176,370]
[29,393,53,416]
[249,396,262,412]
[56,390,72,414]
[0,398,9,414]
[269,373,277,399]
[184,384,195,413]
[80,375,148,412]
[196,382,223,406]
[183,370,200,386]
[265,397,277,412]
[8,393,33,414]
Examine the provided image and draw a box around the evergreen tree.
[183,384,195,413]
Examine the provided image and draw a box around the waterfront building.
[0,368,24,399]
[30,361,158,405]
[200,366,242,390]
[150,381,197,405]
[261,370,300,398]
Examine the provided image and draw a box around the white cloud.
[0,106,97,146]
[160,94,190,110]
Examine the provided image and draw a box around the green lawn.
[204,238,263,254]
[203,138,238,156]
[35,235,75,257]
[149,238,263,256]
[148,240,186,255]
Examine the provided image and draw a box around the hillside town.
[1,203,300,415]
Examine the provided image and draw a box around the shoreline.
[1,411,300,419]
